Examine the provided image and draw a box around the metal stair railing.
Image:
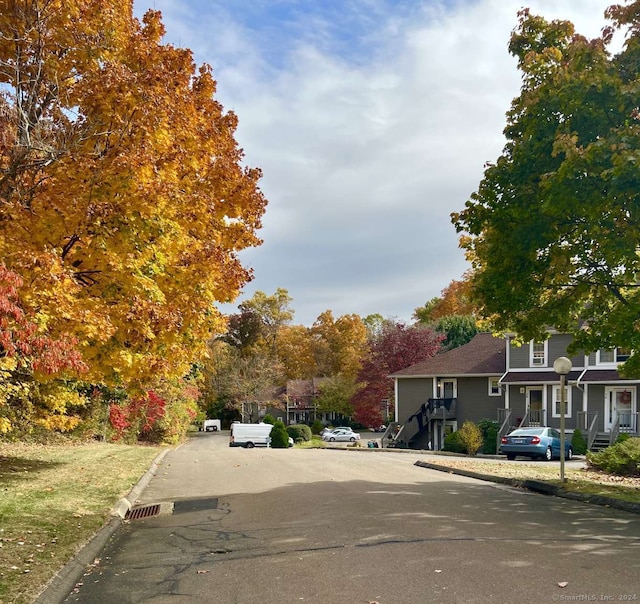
[609,415,620,446]
[517,410,530,428]
[380,422,400,448]
[577,411,598,451]
[496,409,512,454]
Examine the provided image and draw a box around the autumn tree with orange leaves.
[0,1,266,385]
[0,1,266,433]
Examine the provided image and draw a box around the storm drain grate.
[125,504,161,521]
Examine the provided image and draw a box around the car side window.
[550,429,560,439]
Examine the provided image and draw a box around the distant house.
[391,332,639,451]
[283,378,342,426]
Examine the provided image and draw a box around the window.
[598,348,632,364]
[552,384,572,418]
[436,379,457,399]
[616,348,632,362]
[488,377,502,396]
[530,341,547,367]
[598,349,615,363]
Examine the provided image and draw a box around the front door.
[605,387,636,432]
[526,387,545,426]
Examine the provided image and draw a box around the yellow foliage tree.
[0,1,266,388]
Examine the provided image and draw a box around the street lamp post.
[553,356,572,483]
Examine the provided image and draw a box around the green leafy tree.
[315,374,359,419]
[452,5,640,375]
[432,315,478,350]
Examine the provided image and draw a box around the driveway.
[58,432,640,603]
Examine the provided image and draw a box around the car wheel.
[544,446,552,461]
[506,453,516,461]
[349,436,356,442]
[329,437,336,442]
[567,446,573,460]
[246,442,255,449]
[212,426,218,431]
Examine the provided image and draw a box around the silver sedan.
[322,429,361,443]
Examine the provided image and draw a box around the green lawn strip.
[0,441,162,604]
[557,479,640,504]
[425,459,640,505]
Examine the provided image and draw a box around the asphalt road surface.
[60,432,640,604]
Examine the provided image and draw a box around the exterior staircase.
[589,432,611,453]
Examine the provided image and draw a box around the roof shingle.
[390,333,505,378]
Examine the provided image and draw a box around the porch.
[496,408,639,453]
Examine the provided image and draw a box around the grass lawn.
[0,441,162,604]
[422,457,640,505]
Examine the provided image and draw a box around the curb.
[414,460,640,515]
[34,448,170,604]
[111,448,169,519]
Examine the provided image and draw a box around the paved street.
[59,432,640,604]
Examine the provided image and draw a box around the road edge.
[34,448,170,604]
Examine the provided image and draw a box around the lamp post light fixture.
[553,356,573,483]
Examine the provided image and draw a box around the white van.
[202,419,221,432]
[229,422,273,448]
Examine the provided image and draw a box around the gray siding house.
[389,333,505,450]
[391,332,639,451]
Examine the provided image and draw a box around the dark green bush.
[616,432,631,444]
[287,424,312,442]
[310,419,325,435]
[571,428,588,455]
[262,414,276,425]
[478,418,499,454]
[270,420,290,448]
[587,437,640,476]
[443,430,465,453]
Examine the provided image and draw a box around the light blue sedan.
[500,427,573,461]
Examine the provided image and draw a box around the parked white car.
[322,429,360,443]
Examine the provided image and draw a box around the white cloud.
[135,0,616,325]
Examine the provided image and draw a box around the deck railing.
[577,411,598,450]
[610,412,639,445]
[496,408,512,453]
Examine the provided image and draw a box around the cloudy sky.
[133,0,616,326]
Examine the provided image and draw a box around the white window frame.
[436,378,457,399]
[488,377,502,396]
[597,348,632,365]
[597,349,615,364]
[530,340,548,367]
[552,384,572,418]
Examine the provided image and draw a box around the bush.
[587,437,640,476]
[310,419,325,435]
[457,421,484,456]
[571,428,588,455]
[262,414,276,425]
[477,418,499,454]
[270,419,290,448]
[287,424,312,442]
[616,432,631,444]
[443,430,465,453]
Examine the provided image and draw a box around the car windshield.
[509,429,544,436]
